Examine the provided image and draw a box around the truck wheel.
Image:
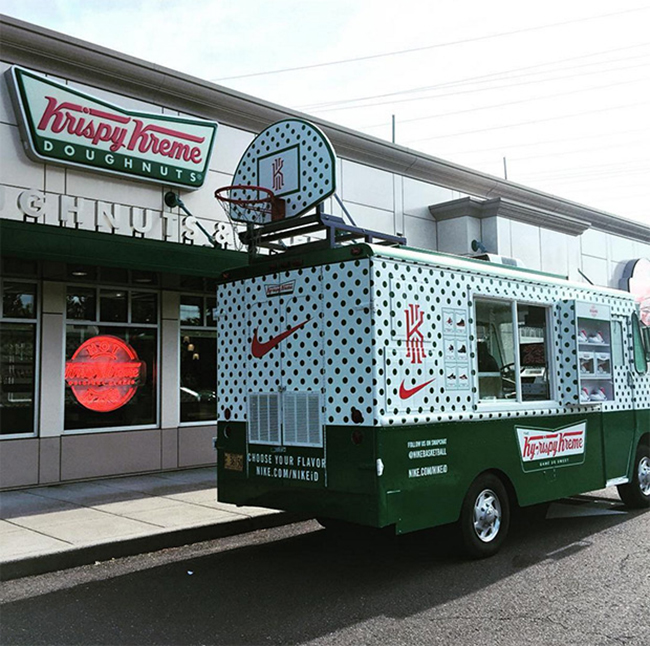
[459,473,510,559]
[617,443,650,509]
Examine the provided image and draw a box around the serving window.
[475,298,552,403]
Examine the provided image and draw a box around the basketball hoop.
[215,184,285,224]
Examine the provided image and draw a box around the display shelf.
[576,301,614,404]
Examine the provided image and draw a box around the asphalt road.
[1,491,649,646]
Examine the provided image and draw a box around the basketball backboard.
[225,118,336,224]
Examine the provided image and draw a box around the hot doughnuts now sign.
[7,66,218,189]
[65,336,146,412]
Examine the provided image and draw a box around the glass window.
[132,292,158,324]
[67,287,97,320]
[517,303,550,401]
[2,282,36,319]
[205,297,217,327]
[180,330,217,422]
[631,313,648,374]
[64,326,157,430]
[180,295,203,326]
[1,278,38,436]
[475,298,551,403]
[611,321,625,366]
[0,323,37,435]
[100,289,128,322]
[476,300,515,400]
[64,283,159,431]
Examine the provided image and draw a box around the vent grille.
[248,393,281,445]
[247,391,322,447]
[283,391,322,447]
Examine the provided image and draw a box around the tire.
[459,473,510,559]
[617,442,650,509]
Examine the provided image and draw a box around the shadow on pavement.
[1,497,647,646]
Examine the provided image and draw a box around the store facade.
[1,15,648,489]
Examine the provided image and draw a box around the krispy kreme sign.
[65,336,146,412]
[515,421,586,473]
[7,66,218,188]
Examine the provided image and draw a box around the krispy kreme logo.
[265,281,295,297]
[65,336,146,412]
[516,422,586,472]
[7,66,218,188]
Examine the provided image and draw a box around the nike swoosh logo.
[399,378,435,400]
[251,319,310,358]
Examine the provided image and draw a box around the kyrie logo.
[405,304,425,364]
[272,158,284,192]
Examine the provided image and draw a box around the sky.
[2,0,650,227]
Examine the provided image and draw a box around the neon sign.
[65,336,146,412]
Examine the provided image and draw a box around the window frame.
[63,282,160,434]
[473,294,558,411]
[179,292,218,426]
[0,278,40,439]
[631,312,648,375]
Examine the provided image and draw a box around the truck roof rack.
[239,203,406,260]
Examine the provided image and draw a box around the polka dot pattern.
[217,249,645,430]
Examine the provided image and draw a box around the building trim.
[429,197,592,236]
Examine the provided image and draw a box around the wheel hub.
[639,456,650,496]
[473,489,502,543]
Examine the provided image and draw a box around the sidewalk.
[0,467,295,581]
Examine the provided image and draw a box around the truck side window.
[475,299,551,403]
[476,299,515,401]
[631,313,648,374]
[611,321,624,367]
[517,303,550,401]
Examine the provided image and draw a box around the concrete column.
[38,280,65,484]
[437,216,481,255]
[39,281,65,438]
[160,290,180,431]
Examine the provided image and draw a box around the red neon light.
[65,335,145,412]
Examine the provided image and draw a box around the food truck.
[214,120,650,558]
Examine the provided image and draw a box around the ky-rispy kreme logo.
[516,422,586,472]
[7,66,218,189]
[65,336,146,412]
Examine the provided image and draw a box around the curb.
[0,512,303,582]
